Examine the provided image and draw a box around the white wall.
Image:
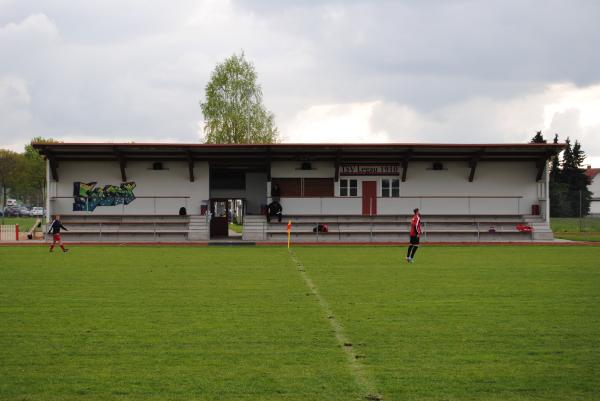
[271,161,335,178]
[49,161,209,215]
[275,160,541,216]
[396,161,539,215]
[246,173,267,215]
[590,175,600,215]
[280,197,361,215]
[48,159,543,217]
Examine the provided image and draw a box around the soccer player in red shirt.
[406,208,421,263]
[48,215,69,252]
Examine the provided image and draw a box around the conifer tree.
[530,131,546,143]
[549,135,592,217]
[550,134,560,183]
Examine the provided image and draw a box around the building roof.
[33,142,565,163]
[585,168,600,180]
[34,142,565,182]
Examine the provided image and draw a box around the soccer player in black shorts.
[406,208,421,263]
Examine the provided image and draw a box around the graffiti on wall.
[73,181,137,211]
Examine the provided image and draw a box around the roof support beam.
[468,157,479,182]
[536,158,547,182]
[401,159,408,182]
[48,155,59,182]
[118,155,127,182]
[266,147,271,182]
[400,151,411,182]
[187,152,195,182]
[334,150,341,182]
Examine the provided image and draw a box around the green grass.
[1,246,599,400]
[0,217,40,232]
[554,232,600,242]
[228,223,243,234]
[551,217,600,241]
[295,246,600,400]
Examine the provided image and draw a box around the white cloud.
[284,82,600,165]
[0,13,59,40]
[283,101,390,143]
[0,76,34,146]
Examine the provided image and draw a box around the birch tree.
[200,52,278,144]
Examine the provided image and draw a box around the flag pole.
[287,220,292,249]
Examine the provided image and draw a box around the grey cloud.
[0,0,599,162]
[243,0,600,108]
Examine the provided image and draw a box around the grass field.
[0,217,40,232]
[229,222,243,234]
[551,217,600,241]
[0,245,599,400]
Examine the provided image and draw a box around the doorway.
[210,198,245,239]
[362,181,377,216]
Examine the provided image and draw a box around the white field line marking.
[288,250,382,401]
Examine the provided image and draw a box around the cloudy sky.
[1,0,599,164]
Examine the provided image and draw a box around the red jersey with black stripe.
[410,214,421,237]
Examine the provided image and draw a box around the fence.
[0,224,19,241]
[547,187,599,241]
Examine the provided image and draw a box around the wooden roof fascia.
[33,143,566,159]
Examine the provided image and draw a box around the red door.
[362,181,377,215]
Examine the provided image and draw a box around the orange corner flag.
[287,220,292,249]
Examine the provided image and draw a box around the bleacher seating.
[55,215,191,242]
[52,213,553,243]
[246,214,553,242]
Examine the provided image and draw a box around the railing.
[49,196,191,215]
[276,195,525,215]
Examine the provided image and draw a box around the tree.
[0,149,20,223]
[550,134,560,183]
[561,137,574,170]
[571,140,586,167]
[563,140,592,216]
[530,131,546,143]
[18,137,56,206]
[200,52,278,144]
[549,135,592,217]
[0,138,57,215]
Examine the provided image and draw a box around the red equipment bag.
[516,223,533,233]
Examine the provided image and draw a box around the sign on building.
[340,164,400,176]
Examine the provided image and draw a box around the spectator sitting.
[266,200,283,223]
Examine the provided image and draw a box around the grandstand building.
[33,142,564,243]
